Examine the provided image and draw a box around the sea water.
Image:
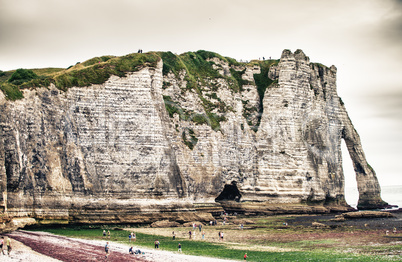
[345,185,402,209]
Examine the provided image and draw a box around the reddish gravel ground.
[7,231,148,262]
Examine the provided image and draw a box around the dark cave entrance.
[215,181,242,202]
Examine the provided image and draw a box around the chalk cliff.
[0,49,386,228]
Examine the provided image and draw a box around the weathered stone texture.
[0,50,386,228]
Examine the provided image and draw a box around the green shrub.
[0,82,23,100]
[182,128,198,150]
[159,52,186,76]
[8,68,38,85]
[191,113,209,125]
[229,68,253,92]
[163,96,182,118]
[82,56,114,67]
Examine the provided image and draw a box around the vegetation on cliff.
[160,50,279,134]
[0,50,281,148]
[0,50,279,136]
[0,53,160,97]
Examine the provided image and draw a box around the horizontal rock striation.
[0,49,386,230]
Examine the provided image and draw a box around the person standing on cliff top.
[188,230,192,239]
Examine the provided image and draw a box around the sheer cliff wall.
[0,49,386,227]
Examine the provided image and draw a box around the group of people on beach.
[102,230,111,238]
[0,236,11,256]
[128,232,136,242]
[385,227,398,235]
[101,213,251,260]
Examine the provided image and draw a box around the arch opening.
[342,140,358,208]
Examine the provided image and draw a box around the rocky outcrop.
[0,49,386,230]
[341,211,394,219]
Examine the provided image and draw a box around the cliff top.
[0,49,331,101]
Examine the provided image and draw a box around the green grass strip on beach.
[29,227,396,262]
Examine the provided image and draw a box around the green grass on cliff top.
[0,52,161,99]
[0,50,279,134]
[0,50,278,100]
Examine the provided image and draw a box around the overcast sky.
[1,0,401,197]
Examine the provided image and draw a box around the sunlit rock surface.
[0,50,386,229]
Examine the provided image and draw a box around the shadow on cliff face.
[215,181,242,202]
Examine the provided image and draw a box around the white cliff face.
[0,50,385,226]
[255,50,343,204]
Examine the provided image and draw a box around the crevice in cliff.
[250,60,279,132]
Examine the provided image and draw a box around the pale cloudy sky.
[1,0,401,194]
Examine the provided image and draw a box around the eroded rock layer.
[0,50,386,228]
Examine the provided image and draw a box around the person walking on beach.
[172,231,176,240]
[202,231,205,240]
[0,237,4,255]
[189,230,192,239]
[6,237,11,255]
[105,242,110,259]
[178,242,182,252]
